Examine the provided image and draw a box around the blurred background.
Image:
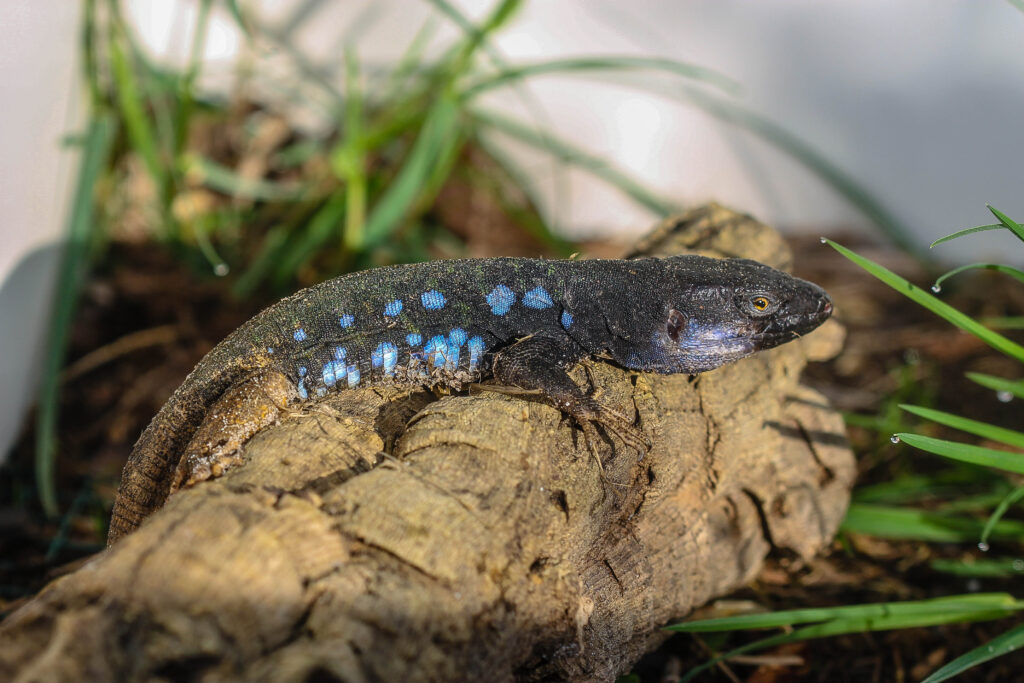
[3,2,1024,679]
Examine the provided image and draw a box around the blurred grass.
[35,115,116,517]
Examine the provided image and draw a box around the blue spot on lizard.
[322,360,345,386]
[486,284,515,315]
[425,335,449,367]
[445,328,467,368]
[468,336,485,371]
[421,290,446,310]
[523,286,553,310]
[372,342,399,374]
[383,299,403,317]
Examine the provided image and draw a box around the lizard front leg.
[491,335,651,460]
[169,369,296,493]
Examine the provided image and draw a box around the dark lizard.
[107,255,832,545]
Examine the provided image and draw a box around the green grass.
[822,218,1024,681]
[668,595,1024,683]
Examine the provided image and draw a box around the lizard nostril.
[821,300,833,315]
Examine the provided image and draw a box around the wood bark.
[0,205,854,682]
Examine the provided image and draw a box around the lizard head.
[620,256,832,374]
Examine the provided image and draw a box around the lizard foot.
[572,398,652,462]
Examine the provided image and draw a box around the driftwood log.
[0,205,854,682]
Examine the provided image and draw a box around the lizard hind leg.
[169,369,297,494]
[492,335,652,464]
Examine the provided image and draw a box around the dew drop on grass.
[997,391,1013,403]
[214,263,230,277]
[890,435,900,444]
[1013,559,1024,572]
[819,237,827,244]
[978,541,990,552]
[930,284,941,293]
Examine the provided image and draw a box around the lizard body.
[108,255,832,544]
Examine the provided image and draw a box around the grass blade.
[899,404,1024,449]
[987,205,1024,243]
[931,558,1024,577]
[183,154,310,202]
[824,240,1024,363]
[981,316,1024,330]
[362,94,461,248]
[474,108,676,216]
[896,432,1024,475]
[841,503,1024,542]
[335,48,367,251]
[853,471,1006,505]
[667,594,1021,633]
[462,56,739,100]
[272,194,347,284]
[36,115,117,516]
[172,0,212,155]
[922,621,1024,683]
[682,90,921,258]
[930,224,1004,248]
[966,372,1024,400]
[933,263,1024,290]
[108,24,167,212]
[981,485,1024,546]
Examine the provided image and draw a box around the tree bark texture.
[0,204,854,682]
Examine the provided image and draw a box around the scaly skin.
[108,255,832,544]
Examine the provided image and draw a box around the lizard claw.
[575,400,652,461]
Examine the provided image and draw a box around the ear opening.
[666,309,686,342]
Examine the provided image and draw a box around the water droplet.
[997,391,1013,403]
[819,237,828,244]
[890,435,901,444]
[987,645,995,653]
[967,578,982,592]
[978,541,990,552]
[214,263,230,276]
[930,284,941,293]
[1012,559,1024,572]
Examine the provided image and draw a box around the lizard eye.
[739,293,778,317]
[666,309,686,342]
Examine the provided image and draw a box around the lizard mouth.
[749,297,833,348]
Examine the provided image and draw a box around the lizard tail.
[106,336,258,545]
[106,379,223,545]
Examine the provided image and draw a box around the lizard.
[107,254,832,545]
